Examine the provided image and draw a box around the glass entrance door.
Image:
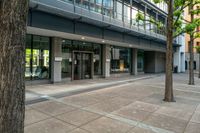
[73,52,93,80]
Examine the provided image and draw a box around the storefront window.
[25,35,32,80]
[25,35,50,80]
[137,50,144,72]
[32,36,50,80]
[61,39,102,78]
[62,40,72,78]
[111,46,131,73]
[93,44,102,75]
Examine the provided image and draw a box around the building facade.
[26,0,184,84]
[185,6,200,71]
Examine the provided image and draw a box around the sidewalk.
[25,73,200,133]
[26,74,161,103]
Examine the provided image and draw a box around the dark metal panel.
[75,22,102,38]
[124,34,139,45]
[31,11,74,33]
[104,29,123,42]
[27,10,32,26]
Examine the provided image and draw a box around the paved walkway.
[26,74,159,103]
[25,74,200,133]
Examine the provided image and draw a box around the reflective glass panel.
[137,50,144,72]
[62,40,72,78]
[25,35,32,80]
[116,1,122,20]
[93,44,102,75]
[111,46,131,73]
[32,36,50,80]
[124,4,131,23]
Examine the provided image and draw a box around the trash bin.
[174,66,178,73]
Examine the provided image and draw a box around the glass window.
[111,46,131,73]
[145,15,151,31]
[90,0,95,11]
[32,36,50,80]
[75,0,82,6]
[25,35,32,80]
[116,0,122,20]
[25,35,50,81]
[131,7,138,27]
[124,4,131,23]
[138,10,145,30]
[60,0,73,4]
[103,0,114,17]
[93,44,102,75]
[61,39,102,77]
[62,40,72,78]
[96,0,102,13]
[137,50,144,72]
[79,41,93,51]
[82,0,90,9]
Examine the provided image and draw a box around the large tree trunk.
[0,1,29,133]
[189,3,195,85]
[164,0,175,102]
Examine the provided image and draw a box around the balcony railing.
[147,0,168,12]
[30,0,167,41]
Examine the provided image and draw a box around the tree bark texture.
[189,3,195,85]
[0,1,29,133]
[164,0,175,102]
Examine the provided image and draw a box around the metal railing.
[31,0,167,40]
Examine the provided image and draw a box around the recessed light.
[81,37,85,40]
[129,45,132,47]
[102,40,105,43]
[62,40,66,43]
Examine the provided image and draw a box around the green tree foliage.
[135,0,200,101]
[136,0,200,38]
[194,45,200,53]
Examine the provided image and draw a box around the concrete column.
[51,37,62,83]
[102,44,111,78]
[180,52,185,72]
[173,47,181,73]
[131,48,138,75]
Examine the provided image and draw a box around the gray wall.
[51,38,62,83]
[155,52,166,73]
[144,51,165,73]
[28,10,166,51]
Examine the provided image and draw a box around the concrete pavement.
[25,74,200,133]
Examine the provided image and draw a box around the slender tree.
[136,0,176,102]
[194,46,200,78]
[164,0,175,102]
[186,0,200,85]
[136,0,200,101]
[188,2,195,84]
[0,0,29,133]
